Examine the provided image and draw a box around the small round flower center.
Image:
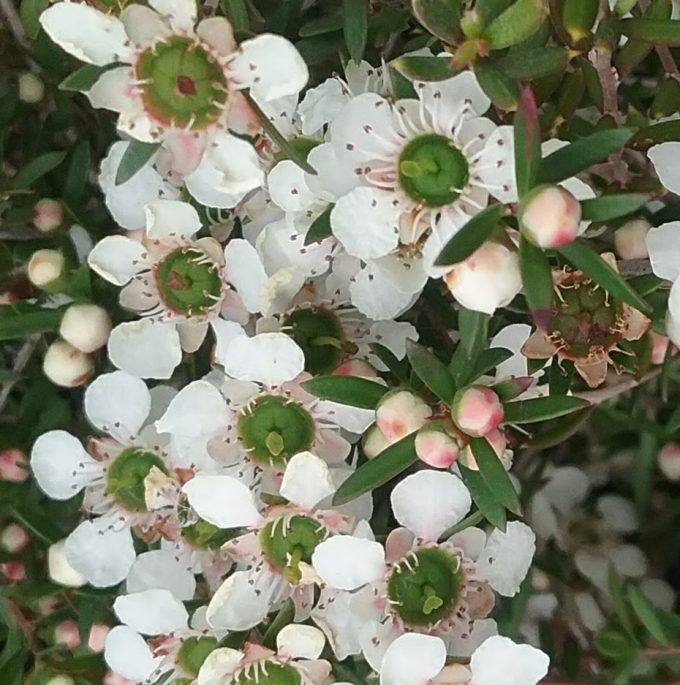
[182,518,238,550]
[387,548,463,627]
[136,36,229,129]
[232,661,301,685]
[398,133,469,207]
[549,273,624,358]
[176,636,218,677]
[283,307,352,374]
[237,395,315,467]
[106,448,168,512]
[155,247,222,316]
[260,515,327,584]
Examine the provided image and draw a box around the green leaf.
[581,194,648,222]
[63,141,91,204]
[483,0,548,50]
[630,119,680,149]
[514,87,541,198]
[608,569,637,642]
[470,437,522,514]
[412,0,461,43]
[222,0,249,32]
[538,128,634,184]
[557,239,653,316]
[470,347,514,379]
[0,307,62,340]
[503,396,590,424]
[304,207,332,245]
[492,377,533,401]
[332,433,418,505]
[627,586,671,645]
[449,309,489,386]
[59,64,111,92]
[615,0,672,75]
[620,18,680,46]
[344,0,368,63]
[406,341,456,404]
[666,403,680,434]
[299,14,344,37]
[524,406,592,448]
[459,465,508,531]
[434,204,505,266]
[392,56,458,81]
[9,151,67,190]
[115,141,160,186]
[474,62,519,110]
[20,0,49,39]
[595,628,634,660]
[493,46,570,80]
[262,599,295,648]
[519,235,553,330]
[302,376,387,409]
[8,502,63,545]
[562,0,598,42]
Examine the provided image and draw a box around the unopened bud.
[60,304,112,353]
[1,524,29,553]
[48,539,86,588]
[415,423,461,469]
[88,623,110,653]
[0,448,29,482]
[658,442,680,482]
[334,359,378,378]
[27,249,66,291]
[46,677,76,685]
[650,331,675,365]
[1,560,26,582]
[55,620,81,650]
[614,219,650,260]
[43,340,94,388]
[521,185,581,249]
[18,72,45,103]
[363,424,392,459]
[33,198,63,233]
[451,385,504,438]
[376,389,432,443]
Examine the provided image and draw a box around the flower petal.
[114,589,188,635]
[206,571,271,630]
[155,380,226,437]
[646,221,680,281]
[312,536,385,590]
[197,648,243,685]
[148,0,196,32]
[182,475,263,528]
[126,549,196,600]
[144,200,202,241]
[104,626,161,682]
[199,133,264,195]
[224,238,268,314]
[380,633,446,685]
[470,636,549,685]
[87,235,147,286]
[280,452,335,510]
[276,624,326,659]
[268,160,316,212]
[87,66,136,113]
[649,142,680,194]
[196,16,236,55]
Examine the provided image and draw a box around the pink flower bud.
[650,331,676,365]
[334,359,378,378]
[0,524,29,553]
[614,219,650,260]
[33,198,63,233]
[363,424,392,459]
[38,596,61,616]
[415,427,460,469]
[0,448,29,482]
[460,428,508,470]
[55,620,81,650]
[376,390,432,442]
[451,386,504,438]
[521,185,581,249]
[1,561,26,582]
[60,304,112,353]
[43,340,94,388]
[88,623,110,653]
[658,442,680,482]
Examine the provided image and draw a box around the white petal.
[331,187,401,259]
[65,521,136,587]
[418,70,490,123]
[574,549,609,590]
[148,0,196,32]
[206,571,270,630]
[470,636,549,685]
[380,633,446,685]
[312,536,385,590]
[610,544,648,578]
[104,626,160,682]
[669,279,680,347]
[649,142,680,194]
[229,34,308,101]
[390,471,471,542]
[199,132,264,195]
[84,371,150,442]
[448,527,487,560]
[542,466,589,515]
[182,475,263,528]
[155,380,226,437]
[87,235,146,286]
[574,592,606,632]
[211,318,247,365]
[223,332,304,386]
[185,154,247,209]
[40,4,130,66]
[224,238,268,313]
[490,324,532,378]
[108,320,182,379]
[280,452,335,510]
[476,522,536,596]
[298,78,349,135]
[87,66,136,112]
[596,495,638,534]
[31,431,95,500]
[306,142,358,201]
[144,200,202,241]
[645,221,680,281]
[48,539,86,588]
[350,264,418,320]
[640,578,676,612]
[120,4,168,46]
[268,160,316,212]
[476,125,517,203]
[277,624,326,659]
[126,549,196,600]
[197,648,243,685]
[114,589,188,635]
[196,16,236,55]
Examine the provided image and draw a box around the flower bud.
[46,677,76,685]
[334,359,378,378]
[444,241,522,315]
[415,424,461,469]
[363,424,392,459]
[1,561,26,582]
[55,620,81,650]
[59,304,112,353]
[650,331,675,365]
[521,185,581,249]
[88,624,110,653]
[0,448,29,482]
[614,219,650,260]
[1,524,29,553]
[33,198,63,233]
[43,340,94,388]
[658,442,680,482]
[451,386,504,438]
[376,389,432,443]
[460,428,508,469]
[18,72,44,104]
[48,539,86,588]
[27,249,66,291]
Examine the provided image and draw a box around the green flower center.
[549,274,624,358]
[233,661,301,685]
[155,247,222,316]
[136,36,229,129]
[387,548,463,627]
[237,395,315,467]
[398,133,469,207]
[260,515,327,584]
[106,448,168,512]
[182,518,238,550]
[283,307,351,375]
[176,636,218,677]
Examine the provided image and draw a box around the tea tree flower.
[451,386,504,438]
[43,340,94,388]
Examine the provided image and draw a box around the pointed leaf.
[304,206,332,245]
[459,465,507,531]
[412,0,462,43]
[514,87,541,198]
[449,309,489,386]
[470,347,514,379]
[469,437,522,514]
[621,18,680,46]
[302,375,388,409]
[483,0,548,50]
[493,46,571,80]
[392,56,459,81]
[9,151,67,190]
[627,586,671,646]
[406,340,456,404]
[344,0,368,63]
[581,194,648,222]
[503,396,590,424]
[59,64,113,92]
[519,235,554,330]
[115,141,160,185]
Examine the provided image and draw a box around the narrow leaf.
[621,18,680,46]
[483,0,548,50]
[470,347,514,379]
[392,56,459,81]
[115,141,160,186]
[0,308,62,341]
[494,46,570,80]
[628,586,671,646]
[503,396,591,424]
[344,0,368,63]
[20,0,49,39]
[608,569,638,642]
[514,87,541,199]
[59,64,111,92]
[474,62,519,110]
[302,376,387,409]
[581,194,648,222]
[412,0,461,43]
[519,235,554,330]
[9,151,67,190]
[449,309,489,386]
[459,465,507,530]
[406,341,456,404]
[304,207,333,245]
[470,437,522,514]
[63,141,91,204]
